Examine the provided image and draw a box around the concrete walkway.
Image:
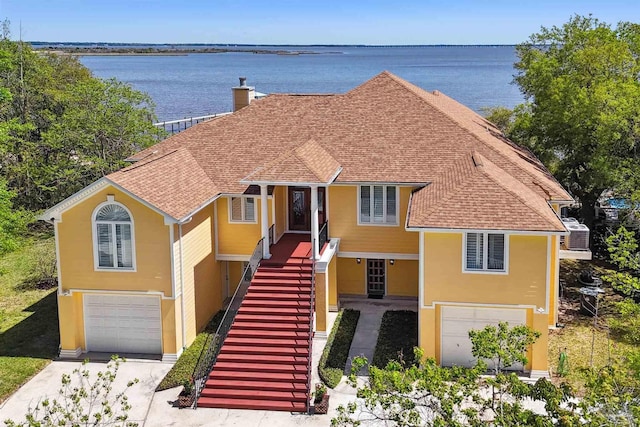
[341,296,418,375]
[0,358,173,425]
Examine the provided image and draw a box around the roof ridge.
[119,149,180,172]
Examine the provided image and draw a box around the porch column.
[260,184,271,259]
[311,185,319,259]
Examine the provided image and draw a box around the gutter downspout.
[178,217,193,350]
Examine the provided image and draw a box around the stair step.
[241,299,311,308]
[227,329,310,339]
[261,260,312,268]
[238,306,311,316]
[204,379,308,392]
[235,314,311,324]
[220,345,309,357]
[213,361,307,373]
[200,388,307,401]
[233,321,308,331]
[254,271,312,280]
[217,353,309,365]
[223,336,310,348]
[249,285,311,294]
[209,370,308,383]
[251,278,312,286]
[245,292,309,300]
[197,397,307,412]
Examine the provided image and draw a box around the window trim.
[357,185,399,227]
[228,196,258,224]
[462,232,509,275]
[91,200,137,272]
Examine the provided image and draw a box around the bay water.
[80,45,523,122]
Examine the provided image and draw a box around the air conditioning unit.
[561,218,579,247]
[566,223,590,250]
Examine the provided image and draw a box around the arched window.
[93,202,135,270]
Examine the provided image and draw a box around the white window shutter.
[466,233,484,270]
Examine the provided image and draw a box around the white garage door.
[441,306,526,369]
[84,294,162,354]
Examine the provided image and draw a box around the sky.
[1,0,639,45]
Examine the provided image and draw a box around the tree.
[331,351,486,427]
[468,322,540,376]
[4,356,139,427]
[0,23,163,211]
[0,178,30,254]
[510,15,640,229]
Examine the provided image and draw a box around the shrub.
[318,309,360,388]
[609,298,640,344]
[156,310,224,391]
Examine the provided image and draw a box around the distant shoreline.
[30,42,517,48]
[34,46,340,56]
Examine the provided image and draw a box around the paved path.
[341,297,418,375]
[0,358,173,425]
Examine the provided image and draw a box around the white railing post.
[310,185,319,259]
[260,184,271,259]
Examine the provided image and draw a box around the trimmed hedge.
[372,310,418,368]
[318,309,360,388]
[156,310,225,391]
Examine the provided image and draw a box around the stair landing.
[197,234,314,412]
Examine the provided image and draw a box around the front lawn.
[0,237,59,403]
[156,310,224,391]
[372,310,418,368]
[548,259,638,388]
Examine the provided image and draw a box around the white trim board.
[216,254,252,262]
[406,227,568,236]
[59,288,176,300]
[338,252,419,260]
[421,300,541,311]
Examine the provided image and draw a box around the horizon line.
[28,41,519,48]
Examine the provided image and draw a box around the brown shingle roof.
[109,149,218,220]
[242,140,342,184]
[103,71,570,230]
[408,153,565,231]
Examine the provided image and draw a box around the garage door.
[441,306,526,369]
[84,294,162,354]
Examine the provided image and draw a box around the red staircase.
[198,236,313,412]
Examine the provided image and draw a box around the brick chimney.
[232,77,256,112]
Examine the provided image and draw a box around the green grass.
[156,310,225,391]
[318,309,360,388]
[548,259,639,390]
[372,310,418,368]
[0,236,59,403]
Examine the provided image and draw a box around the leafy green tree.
[0,178,29,254]
[468,322,540,376]
[0,22,163,210]
[4,356,139,427]
[331,351,486,427]
[510,15,640,229]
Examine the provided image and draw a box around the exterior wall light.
[389,259,395,265]
[356,258,361,264]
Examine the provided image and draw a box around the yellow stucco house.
[41,71,582,409]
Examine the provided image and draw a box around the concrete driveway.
[0,358,173,425]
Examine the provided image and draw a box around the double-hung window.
[93,203,135,270]
[359,185,397,225]
[229,197,256,222]
[465,232,506,272]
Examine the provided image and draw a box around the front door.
[289,187,311,231]
[367,259,386,298]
